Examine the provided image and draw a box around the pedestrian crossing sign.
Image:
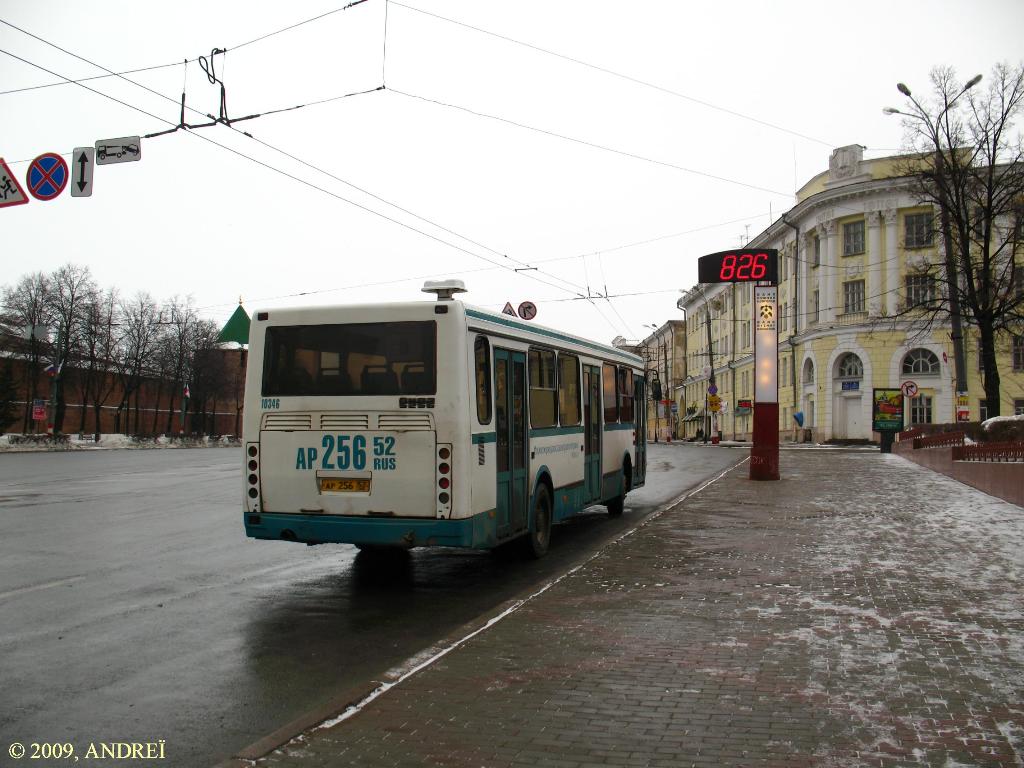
[0,158,29,209]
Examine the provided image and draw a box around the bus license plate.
[319,478,370,493]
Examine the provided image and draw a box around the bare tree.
[887,63,1024,417]
[47,263,96,433]
[0,360,17,433]
[78,288,120,440]
[158,297,203,434]
[188,320,227,435]
[114,293,160,434]
[228,348,246,437]
[2,272,51,432]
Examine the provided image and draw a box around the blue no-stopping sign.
[26,153,69,201]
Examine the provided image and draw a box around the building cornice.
[753,174,921,247]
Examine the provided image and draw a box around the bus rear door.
[494,349,528,538]
[583,364,602,503]
[634,373,647,485]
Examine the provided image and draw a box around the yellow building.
[679,145,1024,442]
[619,321,686,441]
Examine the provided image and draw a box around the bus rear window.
[262,322,436,396]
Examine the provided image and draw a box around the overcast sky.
[2,0,1022,344]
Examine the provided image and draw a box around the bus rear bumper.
[244,510,498,549]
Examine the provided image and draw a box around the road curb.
[215,681,379,766]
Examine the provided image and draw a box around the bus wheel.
[607,462,631,517]
[524,485,552,559]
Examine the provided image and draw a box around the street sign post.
[956,391,970,422]
[95,137,141,165]
[71,147,95,197]
[751,285,779,480]
[0,158,29,208]
[26,153,69,201]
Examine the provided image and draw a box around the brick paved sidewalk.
[255,452,1024,768]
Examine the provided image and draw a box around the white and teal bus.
[241,281,647,558]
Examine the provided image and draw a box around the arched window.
[902,348,940,375]
[802,358,815,384]
[837,353,863,379]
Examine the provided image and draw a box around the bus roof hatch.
[422,279,467,301]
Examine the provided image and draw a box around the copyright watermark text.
[7,740,166,761]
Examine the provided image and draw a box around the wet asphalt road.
[0,443,740,767]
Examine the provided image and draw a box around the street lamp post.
[692,288,717,444]
[884,74,982,417]
[650,370,661,443]
[644,324,662,442]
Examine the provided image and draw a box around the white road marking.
[0,576,85,601]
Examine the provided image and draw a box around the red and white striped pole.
[751,285,779,480]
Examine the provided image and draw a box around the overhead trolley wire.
[0,58,189,97]
[0,46,592,304]
[390,1,836,148]
[0,0,372,98]
[382,0,390,85]
[1,17,383,135]
[585,297,629,338]
[227,0,371,53]
[388,88,795,198]
[1,16,594,300]
[534,213,779,266]
[234,123,593,297]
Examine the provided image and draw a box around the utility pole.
[692,289,717,444]
[704,307,716,444]
[936,150,969,400]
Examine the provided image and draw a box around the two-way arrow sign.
[70,147,94,197]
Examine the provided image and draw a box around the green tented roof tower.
[218,302,251,345]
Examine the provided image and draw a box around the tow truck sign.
[95,136,141,165]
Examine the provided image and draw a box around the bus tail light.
[246,442,261,515]
[436,443,453,517]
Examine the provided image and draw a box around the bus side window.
[474,336,492,424]
[529,348,557,428]
[602,364,618,423]
[618,367,634,422]
[558,354,581,426]
[633,374,644,425]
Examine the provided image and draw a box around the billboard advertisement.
[872,388,904,432]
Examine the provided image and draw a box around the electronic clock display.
[697,248,778,284]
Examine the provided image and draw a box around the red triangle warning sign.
[502,302,516,316]
[0,158,29,209]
